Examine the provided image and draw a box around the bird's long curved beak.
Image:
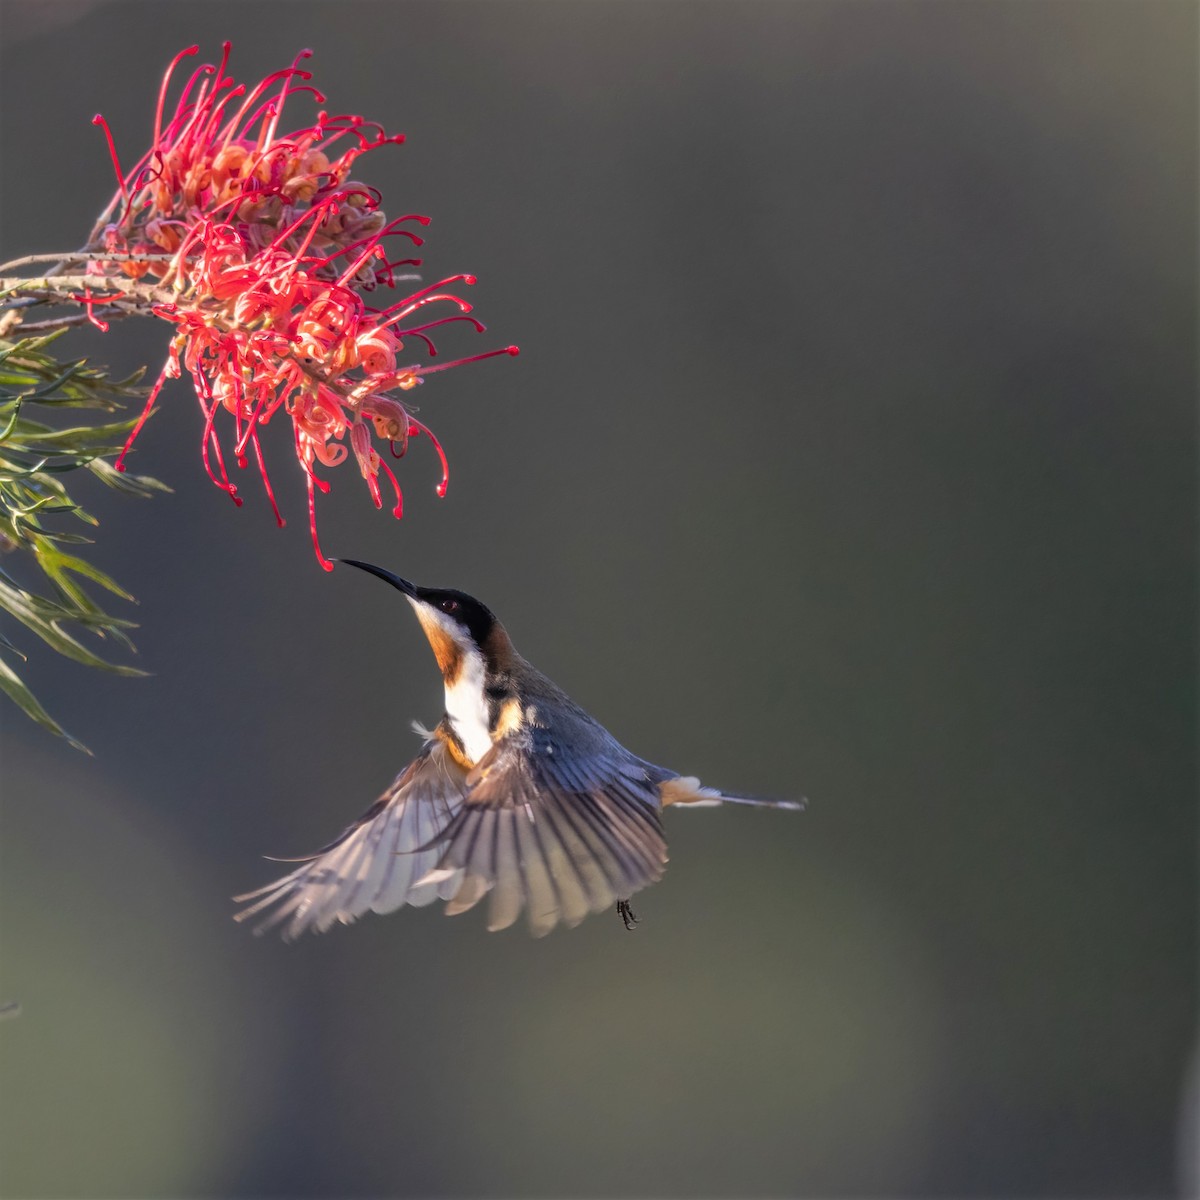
[335,559,418,598]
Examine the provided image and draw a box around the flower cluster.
[86,44,516,567]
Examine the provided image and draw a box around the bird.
[234,560,803,939]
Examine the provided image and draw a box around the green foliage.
[0,331,168,751]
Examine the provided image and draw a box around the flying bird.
[234,560,802,938]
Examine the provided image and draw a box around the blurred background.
[0,1,1195,1196]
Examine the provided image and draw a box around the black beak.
[335,559,418,598]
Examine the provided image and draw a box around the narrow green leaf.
[0,654,91,753]
[89,457,171,496]
[0,578,146,674]
[35,543,136,602]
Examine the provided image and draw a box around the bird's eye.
[441,598,460,615]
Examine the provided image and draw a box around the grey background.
[0,1,1195,1196]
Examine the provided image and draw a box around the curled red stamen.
[69,288,122,331]
[407,417,449,497]
[377,457,405,518]
[415,345,520,376]
[92,114,131,208]
[251,431,286,527]
[307,473,333,571]
[154,45,200,151]
[115,369,168,472]
[398,314,487,339]
[195,375,241,504]
[379,273,475,318]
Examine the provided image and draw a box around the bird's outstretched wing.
[425,724,668,937]
[233,738,468,939]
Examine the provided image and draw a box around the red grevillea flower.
[84,44,516,568]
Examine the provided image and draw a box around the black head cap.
[412,585,499,650]
[337,559,503,656]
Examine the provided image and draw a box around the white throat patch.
[411,601,492,764]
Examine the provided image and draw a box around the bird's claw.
[617,899,639,931]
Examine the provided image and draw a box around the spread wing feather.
[432,726,668,936]
[233,739,468,939]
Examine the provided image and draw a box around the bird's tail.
[659,775,806,811]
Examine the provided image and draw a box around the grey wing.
[428,722,668,937]
[233,739,468,939]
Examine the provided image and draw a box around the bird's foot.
[617,899,639,931]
